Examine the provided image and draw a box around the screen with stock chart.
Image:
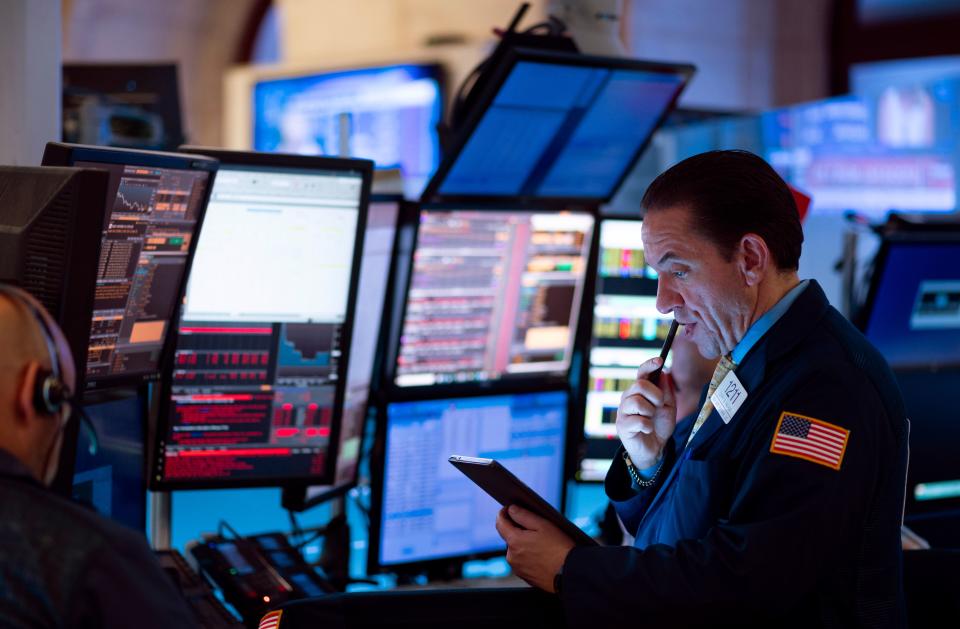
[75,161,210,382]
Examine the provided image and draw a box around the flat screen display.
[375,390,568,567]
[432,53,690,201]
[253,64,442,197]
[74,160,211,383]
[864,240,960,368]
[395,209,594,388]
[578,219,673,481]
[154,162,367,487]
[763,77,960,218]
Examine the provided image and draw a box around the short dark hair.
[641,150,803,271]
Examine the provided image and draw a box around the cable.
[447,4,569,133]
[73,404,100,456]
[287,509,305,549]
[217,519,242,541]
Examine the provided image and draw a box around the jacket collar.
[684,280,831,452]
[641,280,833,525]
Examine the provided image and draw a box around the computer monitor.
[424,48,693,204]
[151,149,372,489]
[252,63,443,197]
[861,234,960,369]
[762,78,960,218]
[283,198,401,510]
[859,231,960,515]
[369,389,569,572]
[577,218,673,481]
[0,166,110,392]
[71,390,147,532]
[392,207,595,389]
[63,63,185,150]
[41,143,218,394]
[0,165,113,494]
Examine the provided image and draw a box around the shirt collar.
[731,279,809,365]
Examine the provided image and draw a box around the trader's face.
[642,205,755,359]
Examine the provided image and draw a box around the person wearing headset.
[0,284,196,628]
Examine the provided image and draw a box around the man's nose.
[655,278,682,315]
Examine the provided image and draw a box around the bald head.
[0,288,76,394]
[0,295,51,387]
[0,287,77,483]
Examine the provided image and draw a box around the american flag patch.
[770,412,850,470]
[259,610,283,629]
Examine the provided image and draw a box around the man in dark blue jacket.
[0,284,197,628]
[496,150,909,628]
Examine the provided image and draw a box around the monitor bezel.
[856,226,960,371]
[366,384,574,576]
[421,47,695,206]
[40,142,219,396]
[384,201,598,398]
[149,147,373,491]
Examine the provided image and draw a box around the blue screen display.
[438,61,685,199]
[865,241,960,367]
[763,76,960,217]
[72,394,146,532]
[253,64,442,196]
[378,391,568,566]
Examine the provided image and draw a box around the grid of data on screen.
[396,210,594,387]
[76,161,210,381]
[379,391,567,566]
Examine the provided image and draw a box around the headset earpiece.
[32,367,65,416]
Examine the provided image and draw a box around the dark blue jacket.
[0,449,196,628]
[561,281,908,628]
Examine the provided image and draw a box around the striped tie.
[686,355,737,446]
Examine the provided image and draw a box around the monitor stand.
[151,490,172,549]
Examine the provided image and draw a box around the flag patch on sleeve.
[259,610,283,629]
[770,412,850,471]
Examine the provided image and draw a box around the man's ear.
[14,361,41,425]
[738,233,770,287]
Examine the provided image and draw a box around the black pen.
[649,319,679,386]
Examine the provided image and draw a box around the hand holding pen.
[615,320,680,470]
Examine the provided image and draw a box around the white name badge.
[710,370,748,424]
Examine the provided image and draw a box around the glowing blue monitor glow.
[378,391,568,566]
[72,394,146,532]
[437,61,686,199]
[253,64,442,196]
